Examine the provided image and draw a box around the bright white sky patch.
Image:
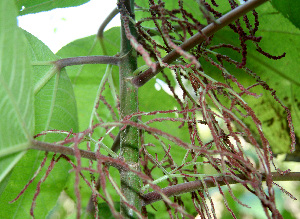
[18,0,120,53]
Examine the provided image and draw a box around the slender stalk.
[132,0,268,87]
[53,55,120,70]
[118,0,142,218]
[97,7,120,54]
[97,7,119,39]
[29,140,122,170]
[141,172,300,206]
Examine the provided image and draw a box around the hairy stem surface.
[118,0,142,218]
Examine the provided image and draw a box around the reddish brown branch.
[132,0,268,87]
[141,172,300,206]
[54,55,120,70]
[31,139,96,159]
[30,139,123,170]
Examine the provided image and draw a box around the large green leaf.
[0,31,79,218]
[26,31,79,139]
[271,0,300,29]
[0,0,34,187]
[16,0,90,15]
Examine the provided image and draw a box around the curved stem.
[97,7,119,54]
[141,172,300,206]
[97,7,119,39]
[132,0,268,87]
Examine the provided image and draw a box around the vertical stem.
[119,0,141,218]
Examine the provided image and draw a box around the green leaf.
[271,0,300,29]
[247,3,300,154]
[16,0,90,15]
[0,31,78,218]
[0,0,34,186]
[97,202,121,219]
[24,31,79,138]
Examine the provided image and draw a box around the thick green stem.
[118,0,141,218]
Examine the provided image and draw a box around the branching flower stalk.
[20,124,298,218]
[132,0,268,87]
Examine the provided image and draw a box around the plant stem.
[132,0,268,87]
[54,55,120,70]
[119,0,142,218]
[141,172,300,206]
